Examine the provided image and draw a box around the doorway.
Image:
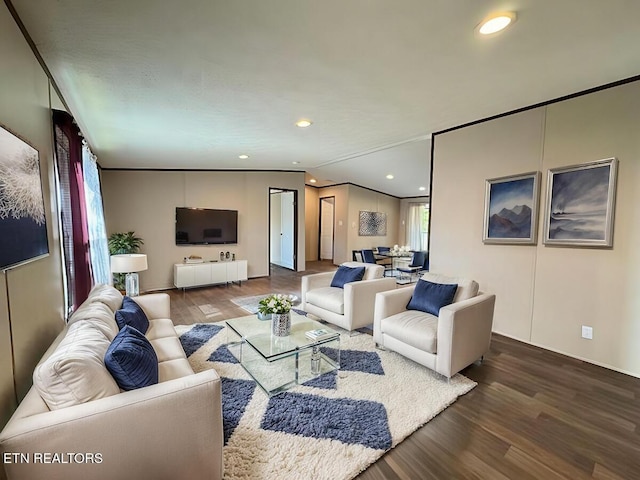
[319,196,335,262]
[269,188,297,270]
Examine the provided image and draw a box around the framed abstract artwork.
[358,211,387,236]
[0,125,49,270]
[543,158,618,247]
[483,171,540,244]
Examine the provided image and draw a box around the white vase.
[271,312,291,337]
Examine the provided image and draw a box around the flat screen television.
[175,207,238,245]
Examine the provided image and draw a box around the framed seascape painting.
[543,158,618,247]
[0,125,49,270]
[483,171,540,244]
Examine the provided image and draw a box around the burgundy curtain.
[53,110,91,311]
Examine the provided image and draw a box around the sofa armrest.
[436,293,496,378]
[301,271,334,305]
[344,277,397,330]
[132,293,170,320]
[0,370,223,480]
[373,286,414,343]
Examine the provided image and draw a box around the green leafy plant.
[258,294,292,315]
[108,232,144,290]
[108,231,144,255]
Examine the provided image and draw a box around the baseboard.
[492,330,640,379]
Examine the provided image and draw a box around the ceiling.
[10,1,640,198]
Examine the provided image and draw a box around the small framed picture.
[543,158,618,247]
[483,171,541,245]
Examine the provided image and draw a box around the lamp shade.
[110,254,148,273]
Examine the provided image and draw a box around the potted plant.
[108,231,144,291]
[257,294,293,336]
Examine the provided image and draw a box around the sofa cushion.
[150,336,189,362]
[407,279,458,316]
[67,300,120,341]
[33,321,120,410]
[105,325,159,391]
[421,273,479,303]
[158,358,195,383]
[381,310,438,354]
[330,265,366,288]
[306,287,345,315]
[115,296,150,333]
[85,283,124,313]
[146,318,178,341]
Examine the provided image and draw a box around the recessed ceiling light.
[292,161,300,165]
[477,11,516,35]
[309,179,317,183]
[238,154,249,159]
[296,119,312,128]
[386,174,394,180]
[419,186,426,191]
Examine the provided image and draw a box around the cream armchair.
[373,273,495,379]
[301,262,396,331]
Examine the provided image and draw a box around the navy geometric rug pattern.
[175,320,476,480]
[208,344,239,364]
[302,371,337,390]
[179,323,223,357]
[221,377,256,444]
[261,392,392,450]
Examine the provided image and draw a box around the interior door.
[269,189,297,270]
[319,197,334,260]
[279,191,295,269]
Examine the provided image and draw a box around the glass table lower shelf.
[226,312,340,396]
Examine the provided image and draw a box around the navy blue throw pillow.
[406,279,458,316]
[115,296,149,333]
[331,265,366,289]
[105,325,158,391]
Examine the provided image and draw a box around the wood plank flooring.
[165,261,640,479]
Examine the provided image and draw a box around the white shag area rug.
[175,321,476,480]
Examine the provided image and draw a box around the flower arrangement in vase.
[258,294,293,336]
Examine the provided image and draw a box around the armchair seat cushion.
[305,286,345,315]
[381,310,438,354]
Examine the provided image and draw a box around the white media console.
[173,260,248,289]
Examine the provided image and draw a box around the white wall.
[347,186,401,255]
[305,184,402,265]
[431,80,640,377]
[305,186,319,261]
[102,170,306,291]
[0,5,65,426]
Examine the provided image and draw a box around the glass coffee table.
[226,312,340,396]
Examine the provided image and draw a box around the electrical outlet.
[581,325,593,340]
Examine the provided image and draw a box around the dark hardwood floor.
[166,261,640,480]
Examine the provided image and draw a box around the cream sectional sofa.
[0,285,223,480]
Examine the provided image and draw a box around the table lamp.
[110,254,148,297]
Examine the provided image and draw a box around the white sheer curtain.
[406,203,429,251]
[82,143,111,285]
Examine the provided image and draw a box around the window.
[82,143,110,285]
[53,110,109,316]
[406,202,429,251]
